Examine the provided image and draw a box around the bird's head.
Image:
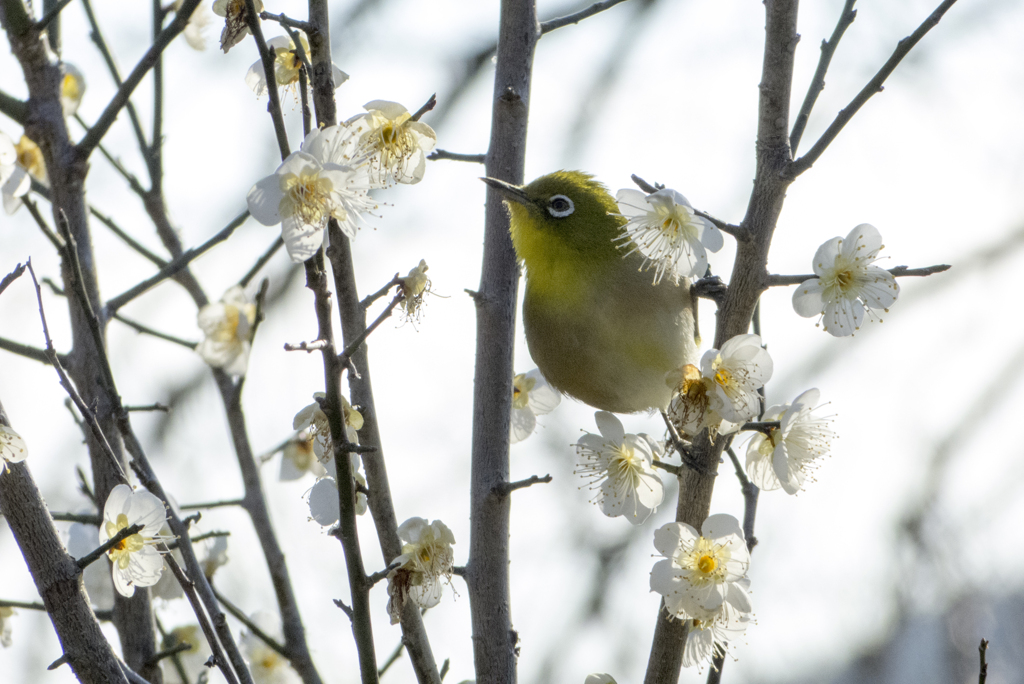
[481,171,625,265]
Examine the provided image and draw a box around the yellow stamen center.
[105,513,145,569]
[697,554,717,574]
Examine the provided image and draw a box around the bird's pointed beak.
[481,177,530,206]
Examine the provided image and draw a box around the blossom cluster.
[650,514,753,668]
[246,101,436,263]
[386,517,456,624]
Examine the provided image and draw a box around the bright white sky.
[2,0,1024,683]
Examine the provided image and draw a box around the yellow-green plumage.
[488,171,697,414]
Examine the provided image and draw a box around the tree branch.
[789,0,857,154]
[426,149,486,163]
[76,0,202,156]
[103,211,248,314]
[787,0,961,178]
[540,0,631,34]
[243,0,290,160]
[74,523,143,569]
[494,474,552,495]
[766,263,951,287]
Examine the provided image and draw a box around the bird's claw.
[692,275,727,303]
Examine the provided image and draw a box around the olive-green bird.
[482,171,699,414]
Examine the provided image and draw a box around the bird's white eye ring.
[547,195,575,218]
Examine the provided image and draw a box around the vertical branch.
[305,0,441,679]
[150,0,164,189]
[0,8,165,679]
[644,2,799,683]
[303,255,378,684]
[468,2,538,684]
[0,401,130,684]
[211,370,324,684]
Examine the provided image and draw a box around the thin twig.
[244,0,291,161]
[0,599,48,611]
[50,512,102,524]
[725,447,758,551]
[766,263,951,287]
[104,211,249,314]
[210,586,290,658]
[337,294,403,365]
[651,460,680,475]
[978,639,989,684]
[239,237,284,287]
[630,174,745,239]
[540,0,632,34]
[0,262,26,297]
[162,554,241,684]
[426,150,486,163]
[22,197,65,251]
[0,336,54,365]
[377,637,407,677]
[145,642,194,667]
[258,10,311,33]
[75,524,143,569]
[410,93,437,122]
[366,562,401,588]
[78,0,151,162]
[787,0,961,178]
[790,0,857,153]
[113,313,198,350]
[25,261,127,482]
[359,275,400,310]
[34,0,76,29]
[284,339,328,353]
[124,403,170,413]
[77,0,203,156]
[88,206,168,268]
[180,498,245,510]
[740,421,780,434]
[494,474,552,495]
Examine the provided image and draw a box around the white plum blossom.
[346,100,436,186]
[666,365,727,439]
[1,131,30,215]
[510,368,561,444]
[574,412,664,525]
[584,675,617,684]
[196,285,257,376]
[792,223,899,337]
[293,392,363,463]
[0,424,28,474]
[98,484,170,597]
[745,388,834,495]
[306,455,368,526]
[615,188,723,284]
[241,612,300,684]
[386,518,455,623]
[245,33,347,99]
[173,0,212,51]
[700,334,772,424]
[0,607,14,648]
[60,63,86,116]
[680,591,753,669]
[212,0,263,52]
[14,134,46,184]
[247,128,376,261]
[650,514,751,618]
[279,433,327,481]
[398,259,431,320]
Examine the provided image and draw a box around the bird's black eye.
[547,194,575,218]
